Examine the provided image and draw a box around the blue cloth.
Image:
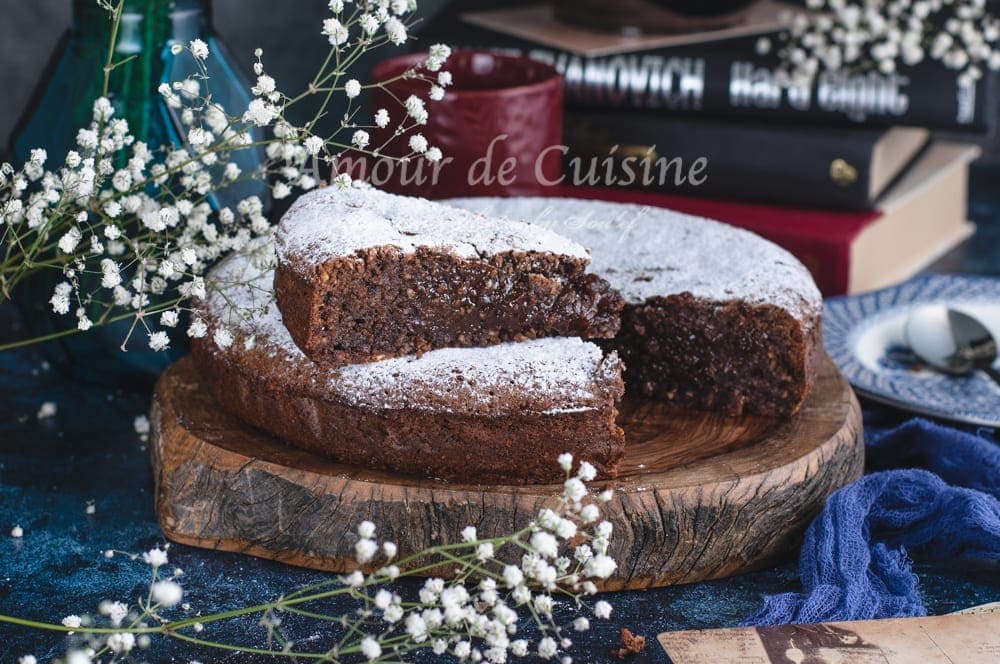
[744,418,1000,626]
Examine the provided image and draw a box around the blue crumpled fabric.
[743,418,1000,626]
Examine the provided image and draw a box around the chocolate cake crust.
[448,197,824,417]
[275,186,623,365]
[194,242,626,484]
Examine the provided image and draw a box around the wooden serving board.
[151,354,863,590]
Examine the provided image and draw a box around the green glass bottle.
[9,0,264,387]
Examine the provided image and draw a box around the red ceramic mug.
[365,50,564,199]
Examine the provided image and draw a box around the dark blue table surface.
[2,202,999,663]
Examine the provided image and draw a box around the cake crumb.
[611,628,645,659]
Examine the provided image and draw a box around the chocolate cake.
[274,185,623,366]
[448,197,824,417]
[191,241,626,484]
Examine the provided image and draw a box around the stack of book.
[422,0,991,295]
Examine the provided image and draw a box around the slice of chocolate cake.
[448,197,824,418]
[274,185,623,366]
[192,241,626,485]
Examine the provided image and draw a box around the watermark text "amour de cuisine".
[334,134,709,189]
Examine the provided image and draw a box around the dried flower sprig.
[0,0,451,355]
[3,456,617,663]
[757,0,1000,84]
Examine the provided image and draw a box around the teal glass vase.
[8,0,265,388]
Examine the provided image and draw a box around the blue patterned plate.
[824,275,1000,426]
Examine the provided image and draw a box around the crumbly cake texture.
[447,197,824,417]
[274,185,624,366]
[191,242,626,484]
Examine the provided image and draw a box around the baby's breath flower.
[593,600,612,619]
[213,327,234,348]
[404,95,428,123]
[189,38,209,60]
[425,146,443,162]
[373,588,393,610]
[148,331,171,352]
[405,612,428,642]
[530,531,559,559]
[426,43,451,71]
[360,636,382,660]
[188,318,208,338]
[61,615,83,629]
[344,79,362,99]
[563,477,587,502]
[243,98,275,127]
[151,580,183,607]
[99,600,128,627]
[10,525,23,538]
[323,18,349,45]
[17,656,36,664]
[142,547,169,568]
[408,133,429,153]
[502,565,523,588]
[303,135,324,155]
[374,108,390,128]
[384,604,404,622]
[584,554,617,579]
[384,17,407,45]
[352,130,371,149]
[355,538,378,563]
[538,636,558,659]
[577,461,597,482]
[252,74,276,96]
[273,182,292,199]
[360,14,380,35]
[106,632,135,653]
[343,570,365,587]
[66,651,91,664]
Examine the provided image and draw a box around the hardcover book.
[561,141,980,295]
[564,111,930,211]
[421,4,996,132]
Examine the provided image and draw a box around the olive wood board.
[150,353,863,590]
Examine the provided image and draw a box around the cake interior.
[612,293,821,417]
[276,246,623,365]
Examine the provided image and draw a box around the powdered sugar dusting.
[447,197,822,318]
[276,185,589,273]
[200,242,619,416]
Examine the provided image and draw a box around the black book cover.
[417,9,996,133]
[563,111,928,210]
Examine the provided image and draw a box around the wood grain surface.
[150,353,863,589]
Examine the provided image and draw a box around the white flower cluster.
[17,457,615,663]
[342,455,616,662]
[46,546,183,663]
[0,1,450,355]
[760,0,1000,84]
